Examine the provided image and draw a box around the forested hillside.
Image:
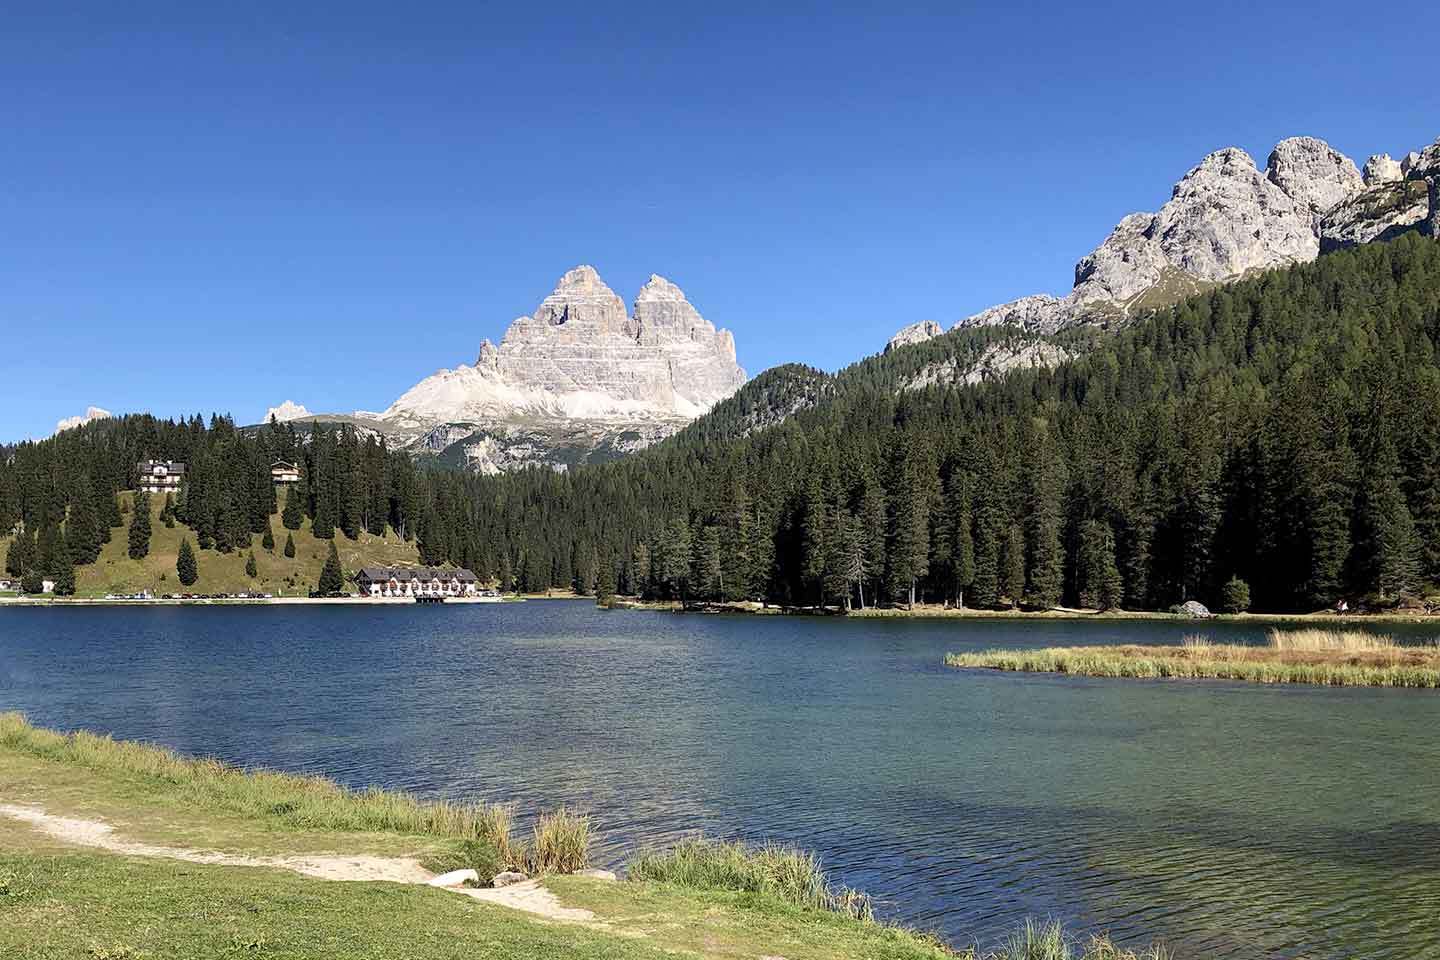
[4,235,1439,612]
[445,234,1440,613]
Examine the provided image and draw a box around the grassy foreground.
[947,628,1440,688]
[0,713,1176,959]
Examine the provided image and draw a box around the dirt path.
[0,802,596,922]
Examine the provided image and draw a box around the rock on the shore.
[427,868,480,887]
[491,870,528,888]
[1172,600,1213,619]
[573,868,618,881]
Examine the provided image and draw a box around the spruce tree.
[630,542,651,598]
[282,484,305,531]
[53,560,76,597]
[595,550,617,602]
[283,532,296,558]
[176,538,198,586]
[37,521,67,576]
[128,491,152,560]
[317,541,345,595]
[6,527,35,577]
[161,493,176,528]
[1001,524,1025,608]
[1077,520,1124,610]
[262,523,275,552]
[1023,422,1066,609]
[245,551,258,579]
[1220,576,1251,614]
[66,485,101,566]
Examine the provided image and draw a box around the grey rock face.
[1265,136,1364,225]
[1319,180,1431,252]
[959,295,1074,335]
[890,133,1440,351]
[886,320,942,351]
[1363,154,1403,186]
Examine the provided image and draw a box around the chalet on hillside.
[137,460,185,494]
[270,460,301,483]
[354,567,479,598]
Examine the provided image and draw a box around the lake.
[2,601,1437,958]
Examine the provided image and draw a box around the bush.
[1220,577,1250,614]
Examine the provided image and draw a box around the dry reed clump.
[947,627,1440,688]
[627,836,875,922]
[523,806,591,875]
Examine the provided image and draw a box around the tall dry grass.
[628,836,874,921]
[981,920,1172,960]
[1266,627,1396,651]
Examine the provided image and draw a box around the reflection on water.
[2,603,1438,957]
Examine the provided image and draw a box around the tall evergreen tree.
[262,523,275,552]
[127,491,152,560]
[1077,520,1124,610]
[282,483,305,531]
[317,541,345,594]
[283,532,296,558]
[176,538,198,586]
[66,483,101,566]
[245,550,258,579]
[1001,524,1025,608]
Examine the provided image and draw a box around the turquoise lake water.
[2,601,1437,957]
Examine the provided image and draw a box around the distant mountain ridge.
[275,266,747,473]
[888,134,1440,348]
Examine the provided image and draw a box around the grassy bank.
[0,714,1176,959]
[947,628,1440,688]
[0,490,421,599]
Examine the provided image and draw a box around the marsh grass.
[948,627,1440,687]
[974,920,1171,960]
[628,836,875,921]
[525,806,591,875]
[2,712,528,856]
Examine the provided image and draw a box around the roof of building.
[270,460,299,470]
[355,566,478,582]
[137,460,186,474]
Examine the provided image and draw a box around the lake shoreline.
[0,595,521,608]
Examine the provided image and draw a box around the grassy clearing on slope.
[947,627,1440,688]
[2,490,422,599]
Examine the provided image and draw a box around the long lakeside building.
[354,567,480,598]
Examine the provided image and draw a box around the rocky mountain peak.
[636,274,686,302]
[1265,136,1364,222]
[894,131,1440,350]
[887,320,943,351]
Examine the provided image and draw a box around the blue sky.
[2,1,1436,440]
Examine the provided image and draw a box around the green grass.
[628,836,874,921]
[1,489,422,599]
[947,629,1440,688]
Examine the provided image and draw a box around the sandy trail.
[0,802,595,922]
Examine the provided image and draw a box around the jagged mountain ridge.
[888,134,1440,348]
[276,266,747,473]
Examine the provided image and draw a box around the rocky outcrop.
[893,133,1440,350]
[1265,137,1364,225]
[264,400,312,423]
[1319,180,1430,252]
[54,406,112,434]
[886,320,942,351]
[902,339,1073,392]
[1363,154,1403,185]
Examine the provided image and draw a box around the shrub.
[1220,577,1250,614]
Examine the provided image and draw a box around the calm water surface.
[2,601,1438,958]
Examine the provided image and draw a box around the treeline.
[6,235,1440,612]
[444,234,1440,613]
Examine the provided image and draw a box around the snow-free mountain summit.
[275,266,747,473]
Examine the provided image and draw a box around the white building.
[354,567,479,598]
[137,460,185,494]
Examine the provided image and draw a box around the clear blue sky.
[3,1,1436,440]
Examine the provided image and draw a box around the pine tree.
[887,448,931,607]
[5,528,33,577]
[37,521,66,576]
[66,484,101,566]
[942,471,975,607]
[1023,421,1066,609]
[1220,576,1250,614]
[262,523,275,552]
[317,541,344,595]
[1001,524,1025,608]
[282,483,305,531]
[245,551,258,579]
[283,532,296,558]
[1077,520,1124,610]
[52,561,77,597]
[128,491,152,560]
[630,542,651,598]
[1356,438,1421,601]
[596,549,617,602]
[176,538,198,586]
[161,493,176,528]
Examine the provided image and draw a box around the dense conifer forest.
[3,235,1440,612]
